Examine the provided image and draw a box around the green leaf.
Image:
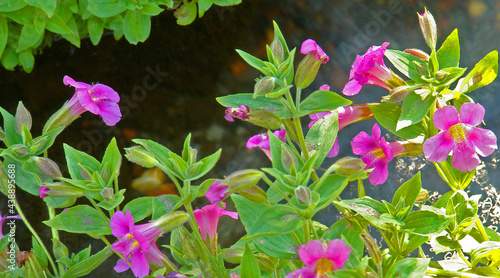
[0,46,18,71]
[385,49,427,83]
[334,197,403,230]
[187,149,221,181]
[97,189,125,210]
[151,194,180,220]
[397,90,435,131]
[88,0,126,18]
[18,50,34,73]
[214,0,241,6]
[24,0,56,17]
[0,107,22,146]
[17,23,45,53]
[392,172,421,210]
[140,3,163,16]
[296,90,352,118]
[312,174,350,214]
[175,1,197,26]
[64,143,101,180]
[0,17,8,58]
[369,103,424,139]
[0,0,26,12]
[62,247,112,278]
[253,234,297,259]
[123,9,151,44]
[45,14,73,36]
[401,210,454,235]
[217,93,291,119]
[231,194,267,229]
[305,111,338,167]
[87,16,104,45]
[198,0,213,17]
[241,243,261,278]
[100,138,122,183]
[247,205,304,237]
[457,50,498,94]
[470,241,500,267]
[44,205,111,236]
[122,196,154,222]
[235,49,272,76]
[385,258,430,278]
[437,29,460,69]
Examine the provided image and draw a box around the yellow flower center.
[371,148,385,159]
[449,123,467,143]
[125,234,140,248]
[316,258,332,276]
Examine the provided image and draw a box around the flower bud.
[225,105,250,122]
[271,38,285,64]
[29,135,50,155]
[224,169,263,193]
[35,157,63,179]
[221,248,244,264]
[100,188,114,201]
[239,185,267,204]
[10,144,29,157]
[14,102,32,135]
[383,85,414,103]
[416,189,430,203]
[412,60,429,77]
[332,156,367,177]
[125,146,158,168]
[253,77,275,98]
[360,232,382,265]
[435,70,451,82]
[255,253,278,272]
[404,48,429,62]
[38,183,84,198]
[398,141,423,157]
[295,54,322,89]
[154,211,189,232]
[281,145,298,174]
[52,238,69,260]
[188,146,197,165]
[418,8,437,50]
[295,186,312,207]
[246,109,282,130]
[79,164,93,181]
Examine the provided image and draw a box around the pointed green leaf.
[248,205,304,237]
[0,0,26,12]
[296,90,352,118]
[23,0,56,17]
[87,0,126,18]
[437,29,460,69]
[217,93,291,119]
[44,205,111,235]
[87,16,104,45]
[401,210,454,235]
[397,90,435,131]
[305,111,338,167]
[241,243,261,278]
[62,247,112,278]
[235,49,272,76]
[392,172,422,209]
[385,258,430,278]
[198,0,213,18]
[457,50,498,94]
[369,103,424,139]
[64,143,101,180]
[385,49,427,83]
[0,17,8,58]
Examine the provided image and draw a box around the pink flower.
[110,210,166,278]
[301,39,329,64]
[423,103,497,172]
[38,186,49,198]
[193,203,238,241]
[0,211,21,238]
[342,42,392,96]
[205,181,229,205]
[64,75,122,126]
[225,105,250,122]
[309,105,373,158]
[351,124,404,185]
[247,130,286,159]
[318,84,330,91]
[285,239,351,278]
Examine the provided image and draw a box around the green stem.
[474,216,490,242]
[376,227,397,257]
[426,267,482,277]
[86,194,110,223]
[303,221,310,243]
[308,219,319,240]
[295,87,302,111]
[47,207,59,241]
[15,199,60,277]
[262,175,290,202]
[457,249,472,267]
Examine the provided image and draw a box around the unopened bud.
[42,105,79,134]
[435,70,451,82]
[224,169,263,193]
[100,188,114,201]
[255,253,278,272]
[383,85,414,103]
[222,248,244,264]
[79,164,93,181]
[125,146,158,168]
[35,157,63,179]
[295,54,322,89]
[239,185,267,204]
[360,233,382,265]
[412,60,429,77]
[10,144,29,157]
[416,189,430,203]
[178,227,199,260]
[332,157,367,177]
[281,145,298,174]
[418,8,437,50]
[399,142,423,157]
[189,147,197,164]
[14,102,32,135]
[39,182,84,198]
[154,211,189,232]
[295,186,312,207]
[29,135,50,155]
[270,37,285,64]
[254,77,275,98]
[404,48,429,62]
[246,109,282,130]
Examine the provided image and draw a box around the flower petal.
[326,139,339,158]
[342,79,362,96]
[351,131,377,155]
[368,160,389,185]
[77,90,100,115]
[110,210,134,237]
[452,142,480,172]
[299,240,325,266]
[423,133,454,163]
[113,259,130,273]
[93,84,120,102]
[433,105,459,130]
[469,127,498,157]
[325,239,351,269]
[459,102,484,126]
[130,251,150,278]
[98,101,122,126]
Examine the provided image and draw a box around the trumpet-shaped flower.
[64,75,122,126]
[0,211,21,238]
[301,39,329,64]
[351,124,404,185]
[423,103,497,172]
[285,239,351,278]
[38,186,49,198]
[247,130,286,159]
[110,210,166,278]
[343,42,397,96]
[225,105,250,122]
[205,181,229,205]
[193,202,238,241]
[309,104,373,157]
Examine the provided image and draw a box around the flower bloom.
[423,103,497,172]
[343,42,399,96]
[309,104,373,158]
[247,130,286,159]
[64,75,122,126]
[351,124,404,185]
[38,186,49,198]
[286,239,351,278]
[205,181,229,205]
[0,211,21,238]
[193,202,238,241]
[225,105,250,122]
[110,210,166,278]
[301,39,329,64]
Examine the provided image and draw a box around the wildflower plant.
[1,8,500,278]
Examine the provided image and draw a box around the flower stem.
[457,248,472,268]
[475,216,490,242]
[262,174,290,202]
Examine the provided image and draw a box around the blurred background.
[1,0,500,276]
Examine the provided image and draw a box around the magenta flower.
[205,181,229,205]
[110,210,166,278]
[38,186,49,198]
[64,75,122,126]
[286,239,351,278]
[319,84,330,91]
[193,202,238,241]
[423,103,497,172]
[0,211,21,238]
[301,39,329,64]
[309,105,373,158]
[342,42,393,96]
[247,130,286,159]
[351,124,404,185]
[225,105,250,122]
